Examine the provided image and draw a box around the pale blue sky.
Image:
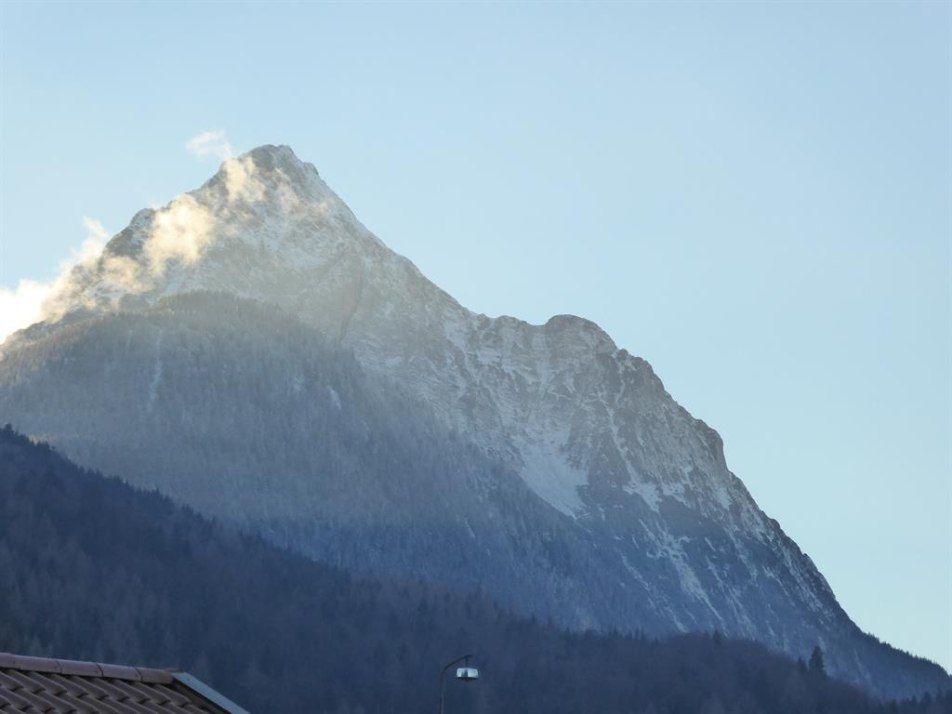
[1,1,949,672]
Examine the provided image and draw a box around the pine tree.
[809,645,826,677]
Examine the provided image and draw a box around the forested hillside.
[0,426,947,714]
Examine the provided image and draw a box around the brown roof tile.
[0,653,249,713]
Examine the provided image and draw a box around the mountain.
[10,425,941,714]
[0,145,946,698]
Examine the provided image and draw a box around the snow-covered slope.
[1,146,946,698]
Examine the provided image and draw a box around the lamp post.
[438,654,478,714]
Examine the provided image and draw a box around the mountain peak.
[221,144,318,187]
[245,142,298,161]
[201,143,327,206]
[36,144,377,323]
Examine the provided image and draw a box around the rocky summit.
[0,145,946,698]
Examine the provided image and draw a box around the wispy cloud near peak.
[0,217,110,345]
[186,130,234,161]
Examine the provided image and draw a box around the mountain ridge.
[0,145,947,698]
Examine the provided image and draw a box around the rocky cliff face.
[0,145,946,698]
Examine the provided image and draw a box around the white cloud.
[76,216,110,265]
[145,194,215,271]
[0,279,51,345]
[186,130,234,161]
[81,216,109,243]
[0,217,110,345]
[222,155,267,203]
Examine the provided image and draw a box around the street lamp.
[439,654,479,714]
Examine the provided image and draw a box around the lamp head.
[456,666,479,682]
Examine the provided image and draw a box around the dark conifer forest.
[0,426,948,714]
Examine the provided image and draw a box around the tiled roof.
[0,653,249,713]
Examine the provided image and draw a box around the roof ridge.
[0,652,175,683]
